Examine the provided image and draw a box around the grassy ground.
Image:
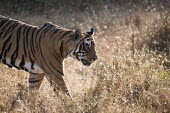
[0,1,170,113]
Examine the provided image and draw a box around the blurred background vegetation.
[0,0,170,113]
[1,0,170,13]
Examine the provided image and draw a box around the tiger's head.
[41,22,97,67]
[68,28,97,66]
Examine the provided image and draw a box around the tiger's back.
[0,15,42,73]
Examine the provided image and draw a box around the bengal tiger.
[0,15,97,98]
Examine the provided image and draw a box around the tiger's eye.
[87,39,90,41]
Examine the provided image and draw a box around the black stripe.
[35,24,46,43]
[29,79,42,83]
[38,43,60,76]
[0,34,12,59]
[49,62,63,75]
[23,25,28,57]
[19,55,25,69]
[73,37,86,54]
[24,68,29,72]
[57,31,72,42]
[35,29,42,43]
[49,29,54,34]
[73,42,81,54]
[81,43,84,50]
[28,50,35,70]
[26,27,31,48]
[59,30,63,34]
[39,50,55,74]
[18,55,29,72]
[43,25,54,37]
[3,43,12,58]
[2,59,6,64]
[3,22,18,34]
[2,59,12,68]
[42,61,57,76]
[5,22,18,32]
[53,54,62,65]
[31,60,35,70]
[38,26,47,43]
[66,49,73,57]
[38,25,52,42]
[59,41,64,58]
[50,29,60,38]
[2,27,11,39]
[11,25,24,67]
[0,21,15,39]
[30,28,37,58]
[77,51,85,54]
[0,30,4,37]
[1,21,11,31]
[0,19,8,28]
[11,23,19,31]
[64,38,73,45]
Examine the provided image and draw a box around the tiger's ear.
[74,29,82,40]
[87,28,94,35]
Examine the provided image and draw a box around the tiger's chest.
[2,58,43,74]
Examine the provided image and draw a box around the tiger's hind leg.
[28,73,45,112]
[29,73,45,90]
[28,73,45,101]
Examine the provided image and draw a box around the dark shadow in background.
[0,0,170,15]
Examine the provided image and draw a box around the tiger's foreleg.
[28,73,45,90]
[46,74,72,98]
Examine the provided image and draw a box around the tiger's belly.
[3,58,43,74]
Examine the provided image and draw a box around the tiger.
[0,15,97,98]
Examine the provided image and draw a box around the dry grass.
[0,1,170,113]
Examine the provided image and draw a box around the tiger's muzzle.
[80,54,97,66]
